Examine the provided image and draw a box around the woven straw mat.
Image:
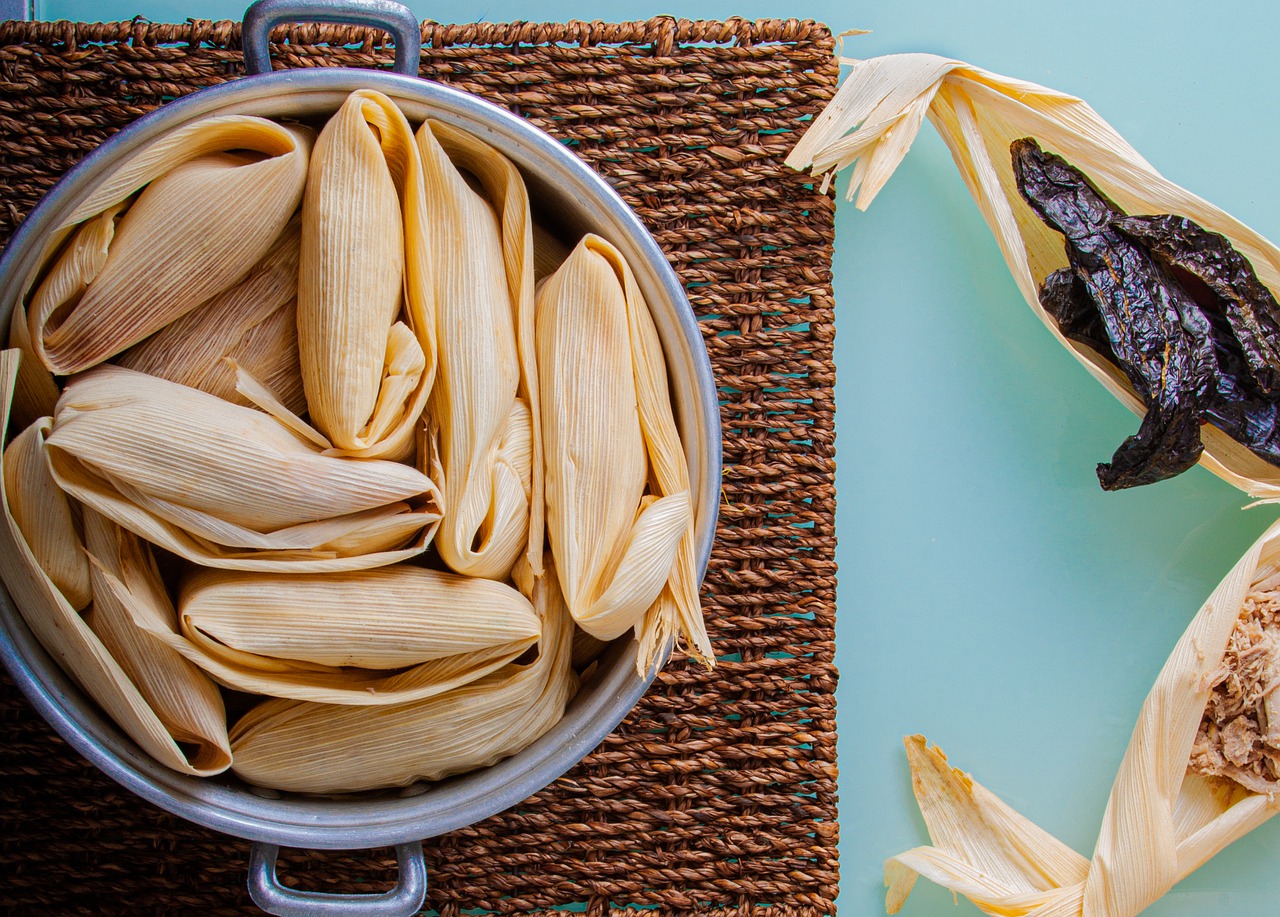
[0,17,839,917]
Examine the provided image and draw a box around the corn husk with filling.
[417,119,540,583]
[536,234,712,674]
[0,349,228,775]
[45,365,441,571]
[291,89,433,460]
[228,556,576,793]
[26,116,311,375]
[786,52,1280,499]
[118,217,305,415]
[883,519,1280,917]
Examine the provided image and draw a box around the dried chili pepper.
[1114,215,1280,394]
[1012,138,1216,490]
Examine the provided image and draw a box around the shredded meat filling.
[1189,589,1280,794]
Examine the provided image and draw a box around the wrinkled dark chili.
[1011,138,1280,489]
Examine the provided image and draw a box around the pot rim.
[0,65,721,849]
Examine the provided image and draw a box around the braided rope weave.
[0,18,839,915]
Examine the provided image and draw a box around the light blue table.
[27,0,1280,914]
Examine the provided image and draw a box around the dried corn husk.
[7,302,60,432]
[111,565,539,705]
[536,235,713,674]
[294,90,433,460]
[418,118,541,582]
[27,117,311,375]
[45,365,441,571]
[0,348,228,775]
[228,556,576,793]
[533,222,572,282]
[81,511,231,773]
[118,217,305,415]
[786,52,1280,499]
[3,416,89,609]
[884,519,1280,917]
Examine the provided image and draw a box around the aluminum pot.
[0,1,721,913]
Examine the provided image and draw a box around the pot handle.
[242,0,422,77]
[247,841,428,917]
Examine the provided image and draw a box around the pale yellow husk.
[785,52,1280,499]
[7,301,60,432]
[82,510,231,773]
[884,519,1280,917]
[295,89,433,460]
[228,556,577,793]
[3,416,89,609]
[28,117,312,375]
[110,564,539,706]
[0,348,227,775]
[536,235,713,675]
[45,365,441,571]
[418,118,541,582]
[118,217,305,416]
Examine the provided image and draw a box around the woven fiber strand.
[0,17,839,917]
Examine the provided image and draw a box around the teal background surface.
[27,0,1280,914]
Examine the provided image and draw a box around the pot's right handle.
[248,841,428,917]
[242,0,422,77]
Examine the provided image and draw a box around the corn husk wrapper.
[45,365,441,571]
[27,116,311,375]
[81,511,231,773]
[532,222,572,282]
[0,349,228,775]
[3,417,89,609]
[785,52,1280,499]
[418,119,541,582]
[118,217,305,415]
[883,518,1280,917]
[536,235,713,675]
[294,90,433,460]
[229,556,577,793]
[114,565,539,705]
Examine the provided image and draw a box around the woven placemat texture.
[0,17,839,916]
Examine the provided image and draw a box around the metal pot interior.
[0,67,720,849]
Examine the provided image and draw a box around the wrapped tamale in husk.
[26,116,312,375]
[882,520,1280,917]
[0,349,230,775]
[106,564,540,705]
[294,89,433,460]
[536,235,713,674]
[81,511,231,773]
[45,365,441,571]
[6,302,60,433]
[417,119,540,583]
[3,416,89,610]
[785,53,1280,498]
[117,217,306,416]
[228,556,577,793]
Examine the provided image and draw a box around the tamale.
[110,565,539,706]
[536,235,713,674]
[296,89,433,460]
[27,117,312,375]
[118,217,305,415]
[417,119,540,582]
[785,52,1280,499]
[228,556,577,793]
[3,417,89,610]
[0,349,228,775]
[82,510,231,773]
[45,365,441,571]
[883,519,1280,917]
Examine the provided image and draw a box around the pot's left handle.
[248,841,428,917]
[242,0,422,77]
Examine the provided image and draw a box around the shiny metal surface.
[0,33,720,855]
